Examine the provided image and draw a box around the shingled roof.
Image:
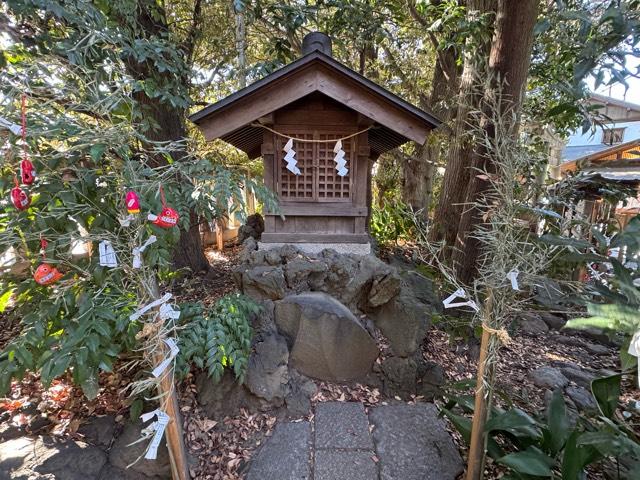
[189,49,440,159]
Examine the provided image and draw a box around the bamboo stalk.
[148,279,189,480]
[154,345,189,480]
[466,289,495,480]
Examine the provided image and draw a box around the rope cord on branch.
[250,123,373,142]
[481,322,511,345]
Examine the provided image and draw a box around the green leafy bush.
[176,294,259,383]
[442,375,640,479]
[370,201,419,246]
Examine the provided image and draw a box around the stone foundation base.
[258,242,371,256]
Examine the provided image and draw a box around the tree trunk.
[122,0,210,274]
[402,15,460,217]
[430,0,496,252]
[451,0,539,283]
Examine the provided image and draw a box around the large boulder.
[368,272,439,357]
[237,213,264,243]
[274,292,378,382]
[108,421,171,478]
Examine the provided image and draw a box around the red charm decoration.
[10,184,30,210]
[147,186,179,228]
[20,159,35,185]
[126,191,140,214]
[149,207,179,228]
[34,263,64,285]
[34,238,63,286]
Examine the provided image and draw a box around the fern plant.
[176,294,259,383]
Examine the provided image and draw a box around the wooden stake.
[215,219,224,251]
[466,289,495,480]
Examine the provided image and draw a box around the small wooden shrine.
[190,33,440,253]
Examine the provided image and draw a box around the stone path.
[246,402,463,480]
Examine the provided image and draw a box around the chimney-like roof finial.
[302,32,332,57]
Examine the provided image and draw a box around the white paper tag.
[140,409,170,460]
[147,213,158,222]
[98,241,118,267]
[129,293,172,321]
[337,167,348,177]
[119,214,135,227]
[506,269,520,291]
[152,338,180,378]
[159,302,181,321]
[132,235,157,269]
[442,288,480,312]
[333,139,342,153]
[628,331,640,388]
[0,116,22,136]
[283,138,293,152]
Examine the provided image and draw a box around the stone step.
[246,422,312,480]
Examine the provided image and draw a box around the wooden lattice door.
[276,130,353,203]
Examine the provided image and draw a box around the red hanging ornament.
[33,238,63,286]
[20,159,35,185]
[10,177,30,210]
[126,191,140,214]
[147,186,179,228]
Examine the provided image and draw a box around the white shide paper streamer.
[283,138,301,175]
[442,288,480,312]
[628,331,640,388]
[333,140,348,177]
[159,302,181,321]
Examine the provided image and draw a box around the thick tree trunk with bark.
[451,0,539,283]
[430,0,496,253]
[402,1,461,216]
[123,0,209,274]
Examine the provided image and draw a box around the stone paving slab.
[369,403,463,480]
[246,421,312,480]
[315,402,374,450]
[314,450,378,480]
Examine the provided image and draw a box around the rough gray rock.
[237,214,264,244]
[369,270,439,357]
[77,415,117,449]
[284,369,317,417]
[583,342,611,356]
[416,361,446,400]
[539,312,566,330]
[0,436,108,480]
[246,333,290,403]
[284,258,328,292]
[518,313,550,335]
[274,292,378,382]
[315,402,374,450]
[313,450,377,480]
[240,266,286,300]
[559,366,596,389]
[533,278,568,309]
[369,404,463,480]
[98,463,166,480]
[246,422,311,480]
[367,272,401,309]
[381,357,419,398]
[108,421,170,479]
[529,366,569,389]
[565,386,597,412]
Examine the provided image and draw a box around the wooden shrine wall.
[261,95,371,244]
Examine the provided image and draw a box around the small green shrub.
[370,201,418,245]
[441,375,640,479]
[176,294,259,383]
